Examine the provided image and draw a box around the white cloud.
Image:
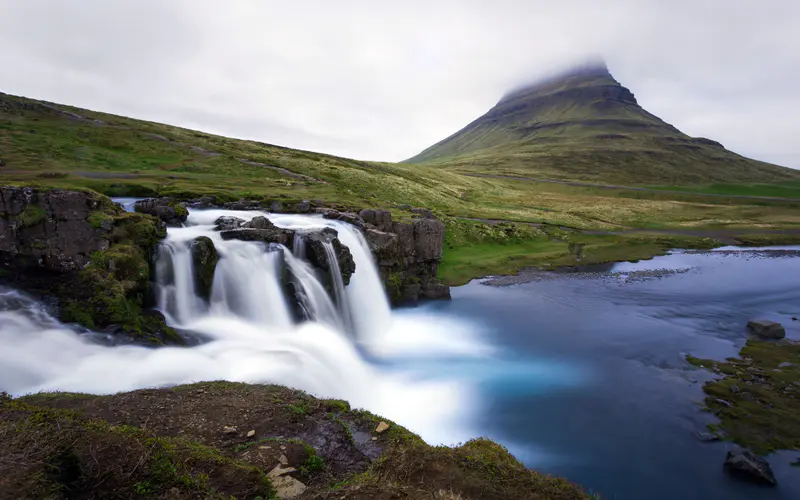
[1,0,798,168]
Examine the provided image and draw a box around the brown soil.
[2,382,594,500]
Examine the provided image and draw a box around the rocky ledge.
[0,186,179,345]
[0,383,593,499]
[324,208,451,306]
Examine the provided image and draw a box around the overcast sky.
[2,0,799,169]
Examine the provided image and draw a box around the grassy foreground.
[1,383,595,499]
[3,91,800,284]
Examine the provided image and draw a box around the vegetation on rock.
[688,339,800,455]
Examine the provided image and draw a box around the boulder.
[133,197,188,227]
[190,236,219,300]
[323,209,366,231]
[244,216,275,230]
[412,218,445,261]
[213,216,244,231]
[299,228,356,286]
[724,449,776,486]
[747,320,786,340]
[185,195,217,209]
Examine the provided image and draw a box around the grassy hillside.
[3,90,800,283]
[406,65,800,185]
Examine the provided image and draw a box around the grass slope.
[406,65,800,185]
[3,91,800,283]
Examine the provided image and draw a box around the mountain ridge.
[406,64,798,184]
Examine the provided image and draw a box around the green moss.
[688,340,800,454]
[17,204,46,227]
[87,210,113,229]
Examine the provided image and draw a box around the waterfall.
[0,206,485,446]
[153,209,393,344]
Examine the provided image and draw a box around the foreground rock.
[299,227,356,286]
[2,383,594,500]
[724,449,777,486]
[747,320,786,339]
[190,236,219,300]
[359,209,451,305]
[133,197,188,227]
[0,186,179,345]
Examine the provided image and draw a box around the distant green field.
[648,181,800,199]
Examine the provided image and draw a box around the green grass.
[688,340,800,455]
[649,181,800,199]
[4,91,800,285]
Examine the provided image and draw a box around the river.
[1,205,799,499]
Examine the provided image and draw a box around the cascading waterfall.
[154,209,391,342]
[0,206,488,445]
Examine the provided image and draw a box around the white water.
[0,208,485,445]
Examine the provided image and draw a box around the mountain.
[406,63,800,184]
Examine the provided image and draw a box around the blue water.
[418,248,800,499]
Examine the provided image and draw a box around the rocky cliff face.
[0,186,179,345]
[327,208,451,305]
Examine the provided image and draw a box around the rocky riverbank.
[0,383,593,500]
[0,186,178,344]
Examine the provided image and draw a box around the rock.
[223,199,259,211]
[694,431,720,442]
[299,228,356,286]
[297,200,312,213]
[186,195,217,209]
[267,465,307,499]
[279,454,289,465]
[220,222,294,247]
[190,237,219,300]
[729,385,740,394]
[713,398,733,408]
[778,362,794,368]
[246,429,256,438]
[747,320,786,340]
[724,449,777,486]
[133,197,188,227]
[376,421,390,433]
[214,216,244,231]
[222,426,237,435]
[359,209,394,232]
[322,209,366,230]
[0,186,114,272]
[371,437,378,441]
[244,216,276,230]
[791,316,798,321]
[741,392,757,403]
[412,218,445,261]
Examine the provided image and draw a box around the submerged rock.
[724,449,776,486]
[190,236,219,300]
[747,320,786,340]
[133,197,188,227]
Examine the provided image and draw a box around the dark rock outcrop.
[298,227,356,286]
[220,216,294,247]
[322,209,366,231]
[0,186,114,271]
[134,197,188,227]
[0,186,178,345]
[190,236,219,300]
[724,449,776,486]
[359,209,450,306]
[213,216,244,231]
[747,320,786,340]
